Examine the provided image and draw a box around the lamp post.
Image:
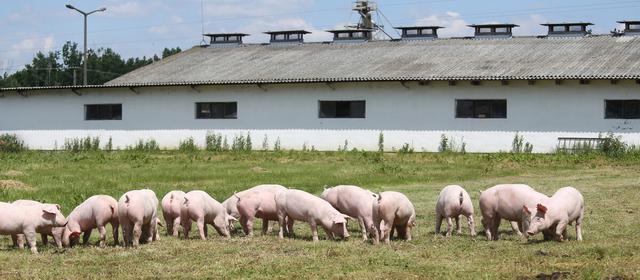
[65,4,106,86]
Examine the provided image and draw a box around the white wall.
[1,80,639,152]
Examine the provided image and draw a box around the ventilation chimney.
[541,23,593,37]
[265,30,310,44]
[618,21,640,36]
[327,29,373,43]
[469,24,518,39]
[395,26,442,40]
[204,33,249,47]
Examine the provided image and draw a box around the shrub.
[63,136,100,152]
[105,137,113,151]
[273,137,281,151]
[439,134,452,153]
[398,143,414,154]
[206,132,223,152]
[179,137,198,152]
[0,134,26,152]
[127,139,160,152]
[598,132,626,158]
[512,132,533,154]
[378,132,384,153]
[262,135,269,150]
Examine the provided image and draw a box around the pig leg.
[364,218,379,245]
[467,215,476,237]
[83,229,92,245]
[404,224,412,241]
[41,234,49,246]
[277,213,286,239]
[203,223,209,238]
[196,218,207,240]
[25,230,38,254]
[310,221,319,242]
[510,221,523,236]
[12,234,23,249]
[240,216,250,236]
[172,217,181,237]
[481,216,492,241]
[358,218,368,241]
[111,220,120,245]
[151,220,159,242]
[445,217,453,237]
[286,216,295,237]
[133,222,142,247]
[52,233,62,249]
[435,213,443,235]
[555,220,567,242]
[455,216,462,235]
[261,219,269,235]
[98,226,107,248]
[163,214,173,236]
[182,219,191,240]
[380,220,392,244]
[576,211,584,241]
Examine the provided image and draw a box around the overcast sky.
[1,0,638,73]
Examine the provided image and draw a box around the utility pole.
[351,0,391,40]
[65,4,106,86]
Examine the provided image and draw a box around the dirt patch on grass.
[1,170,25,177]
[250,166,269,173]
[0,180,33,190]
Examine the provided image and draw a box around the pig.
[62,195,119,248]
[222,184,286,231]
[180,190,235,240]
[435,185,476,237]
[275,189,351,242]
[118,189,160,247]
[375,191,416,244]
[11,200,65,249]
[525,187,584,242]
[161,191,186,237]
[479,184,549,241]
[320,185,380,244]
[235,184,287,237]
[0,202,67,253]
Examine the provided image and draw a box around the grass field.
[0,150,638,279]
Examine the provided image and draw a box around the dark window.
[456,100,507,119]
[605,100,640,119]
[319,101,365,118]
[196,102,237,119]
[85,104,122,120]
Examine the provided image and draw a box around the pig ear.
[70,231,81,238]
[55,204,61,210]
[522,205,531,214]
[156,218,164,227]
[343,214,353,221]
[536,204,548,214]
[227,216,238,222]
[42,205,58,215]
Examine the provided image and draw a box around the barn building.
[1,21,640,152]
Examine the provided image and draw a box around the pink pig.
[180,190,235,240]
[479,184,549,241]
[435,185,476,237]
[235,184,287,236]
[62,195,120,248]
[161,191,186,237]
[0,202,67,253]
[275,189,351,242]
[321,185,380,244]
[525,187,584,241]
[375,191,416,244]
[118,189,160,247]
[11,200,65,249]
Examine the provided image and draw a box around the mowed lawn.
[0,151,638,279]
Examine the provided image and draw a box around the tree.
[0,42,182,88]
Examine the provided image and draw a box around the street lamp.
[66,4,107,86]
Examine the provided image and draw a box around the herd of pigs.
[0,183,584,254]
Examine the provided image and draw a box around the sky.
[1,0,638,74]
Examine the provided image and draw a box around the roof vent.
[204,33,248,47]
[618,21,640,36]
[469,24,518,39]
[395,26,442,40]
[541,23,593,37]
[327,29,373,43]
[265,30,310,44]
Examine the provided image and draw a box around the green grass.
[0,151,638,279]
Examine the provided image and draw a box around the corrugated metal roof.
[106,35,640,85]
[2,35,639,92]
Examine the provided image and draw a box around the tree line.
[0,42,181,88]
